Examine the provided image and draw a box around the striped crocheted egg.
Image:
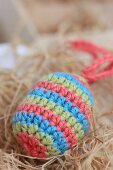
[12,72,94,158]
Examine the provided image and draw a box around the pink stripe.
[33,81,91,118]
[16,132,47,158]
[17,103,77,147]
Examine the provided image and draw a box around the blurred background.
[0,1,113,170]
[1,0,113,70]
[0,0,113,43]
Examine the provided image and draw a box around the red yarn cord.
[70,40,113,83]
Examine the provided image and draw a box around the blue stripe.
[51,72,94,106]
[27,88,88,132]
[12,112,68,154]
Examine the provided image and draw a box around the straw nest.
[0,38,113,170]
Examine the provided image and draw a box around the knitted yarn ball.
[12,72,94,158]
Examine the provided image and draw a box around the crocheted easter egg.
[12,72,94,158]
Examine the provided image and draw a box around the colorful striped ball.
[12,72,94,158]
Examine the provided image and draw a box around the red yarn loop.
[70,40,113,83]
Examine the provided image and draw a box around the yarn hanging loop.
[70,40,113,83]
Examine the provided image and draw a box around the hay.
[0,38,113,170]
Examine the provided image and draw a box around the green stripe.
[24,96,85,138]
[12,122,60,156]
[42,74,92,108]
[77,75,87,83]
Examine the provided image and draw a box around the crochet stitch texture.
[12,72,94,158]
